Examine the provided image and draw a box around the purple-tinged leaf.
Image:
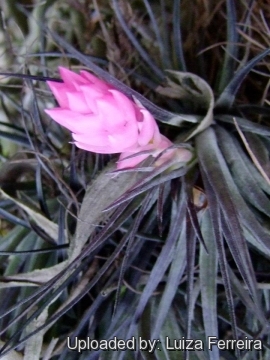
[200,210,219,360]
[216,126,270,216]
[216,48,270,109]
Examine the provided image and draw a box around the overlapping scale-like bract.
[45,67,192,169]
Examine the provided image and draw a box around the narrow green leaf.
[217,115,270,137]
[173,0,186,71]
[24,307,48,360]
[198,172,239,354]
[216,48,270,109]
[199,210,219,360]
[185,212,197,352]
[196,127,270,257]
[0,130,30,147]
[70,161,146,259]
[196,128,263,303]
[111,0,165,81]
[125,187,187,340]
[104,158,190,212]
[217,0,238,93]
[0,188,59,242]
[142,0,166,67]
[152,222,187,339]
[157,71,214,139]
[0,207,30,228]
[244,132,270,176]
[216,126,270,216]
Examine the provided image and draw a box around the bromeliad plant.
[0,1,270,359]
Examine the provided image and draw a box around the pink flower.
[45,67,192,169]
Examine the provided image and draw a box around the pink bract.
[45,67,192,169]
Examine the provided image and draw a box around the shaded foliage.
[0,1,269,359]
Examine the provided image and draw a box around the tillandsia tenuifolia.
[0,1,269,360]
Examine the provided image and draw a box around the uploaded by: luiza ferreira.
[66,336,263,353]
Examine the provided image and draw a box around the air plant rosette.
[0,1,270,360]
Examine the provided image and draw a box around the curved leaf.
[156,71,214,138]
[216,48,270,109]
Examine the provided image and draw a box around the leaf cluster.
[0,1,269,359]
